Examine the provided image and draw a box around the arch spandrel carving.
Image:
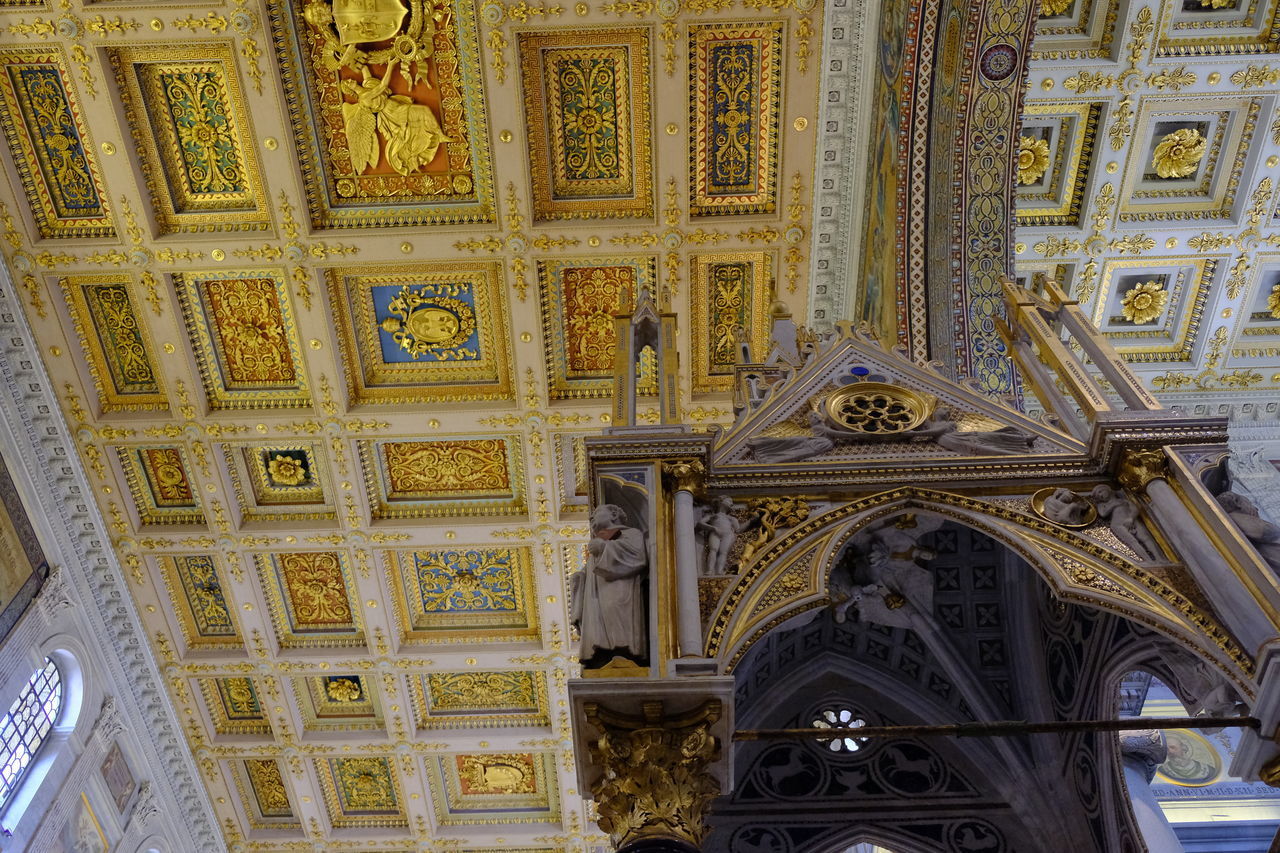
[706,488,1254,694]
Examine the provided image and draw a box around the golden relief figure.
[304,0,453,178]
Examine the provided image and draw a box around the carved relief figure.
[696,496,742,576]
[830,513,942,628]
[1038,488,1094,527]
[748,404,1037,464]
[572,504,649,667]
[1090,484,1162,561]
[1217,491,1280,573]
[341,66,451,176]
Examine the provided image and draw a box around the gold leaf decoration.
[1120,280,1167,325]
[1151,128,1207,179]
[1040,0,1073,14]
[1199,0,1232,6]
[1017,136,1050,185]
[1268,284,1280,320]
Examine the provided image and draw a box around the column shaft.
[673,488,703,658]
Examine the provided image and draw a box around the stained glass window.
[0,659,62,807]
[812,705,868,752]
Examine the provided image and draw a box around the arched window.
[0,659,62,808]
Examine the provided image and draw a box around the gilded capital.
[662,459,706,494]
[584,699,722,849]
[1117,448,1169,492]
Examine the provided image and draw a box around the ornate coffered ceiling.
[0,0,840,846]
[1017,0,1280,417]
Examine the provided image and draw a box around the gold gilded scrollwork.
[739,496,809,566]
[584,699,721,849]
[1151,128,1207,179]
[1117,448,1169,492]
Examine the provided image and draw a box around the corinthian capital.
[662,459,706,494]
[1117,447,1169,492]
[584,699,722,851]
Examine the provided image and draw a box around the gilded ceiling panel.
[410,670,548,728]
[174,270,312,410]
[157,554,241,651]
[1155,0,1280,56]
[199,676,272,736]
[59,275,168,413]
[0,47,112,238]
[1233,255,1280,360]
[295,674,384,731]
[1090,256,1215,362]
[269,0,495,228]
[537,256,657,399]
[109,45,269,235]
[688,22,782,217]
[387,545,539,642]
[326,260,513,404]
[256,550,364,648]
[432,752,558,825]
[222,441,336,522]
[551,430,590,514]
[117,445,205,526]
[359,435,525,518]
[1031,0,1120,60]
[317,756,407,827]
[236,758,298,828]
[690,250,772,392]
[1016,101,1101,228]
[518,28,653,221]
[1117,95,1258,223]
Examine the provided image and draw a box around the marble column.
[1119,729,1184,853]
[1119,448,1273,652]
[663,460,705,659]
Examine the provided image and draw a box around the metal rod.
[733,716,1260,742]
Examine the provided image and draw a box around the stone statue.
[696,496,742,576]
[571,504,649,667]
[747,411,836,463]
[830,513,941,627]
[748,405,1037,464]
[1216,491,1280,573]
[1090,484,1162,562]
[1039,488,1094,526]
[901,409,1037,455]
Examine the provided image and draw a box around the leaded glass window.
[0,659,62,807]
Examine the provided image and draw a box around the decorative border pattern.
[688,22,783,217]
[518,28,654,221]
[0,47,113,239]
[173,269,312,410]
[59,274,168,413]
[326,260,513,405]
[109,45,269,235]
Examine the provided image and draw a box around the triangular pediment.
[713,324,1087,469]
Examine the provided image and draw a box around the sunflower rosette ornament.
[1017,136,1051,185]
[1120,281,1168,325]
[1151,128,1207,179]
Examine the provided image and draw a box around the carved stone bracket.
[1117,447,1170,492]
[95,694,124,743]
[131,780,158,827]
[36,564,73,620]
[583,698,723,851]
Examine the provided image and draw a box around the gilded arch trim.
[706,487,1254,690]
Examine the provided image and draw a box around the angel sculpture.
[1090,484,1162,562]
[341,66,451,176]
[696,496,743,576]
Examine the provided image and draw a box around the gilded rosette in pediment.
[271,0,494,227]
